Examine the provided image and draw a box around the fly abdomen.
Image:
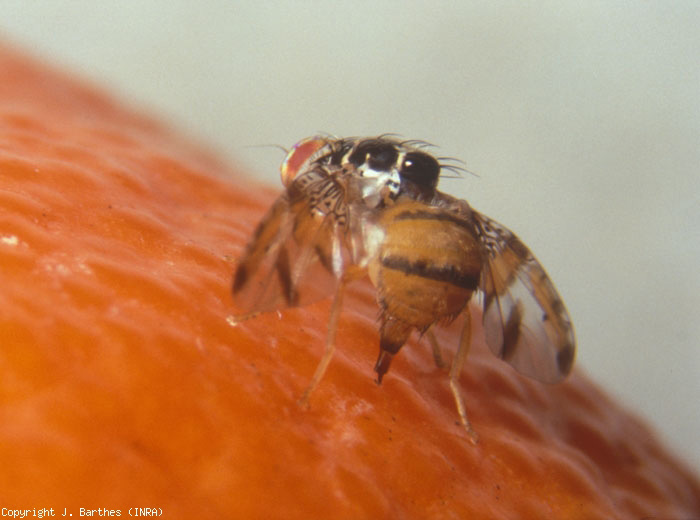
[371,201,482,330]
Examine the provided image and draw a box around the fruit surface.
[0,44,698,519]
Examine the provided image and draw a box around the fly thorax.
[346,205,386,271]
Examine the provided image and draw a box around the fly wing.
[474,212,575,383]
[232,167,351,314]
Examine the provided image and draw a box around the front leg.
[298,280,346,407]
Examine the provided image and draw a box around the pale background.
[3,1,698,468]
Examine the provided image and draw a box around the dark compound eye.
[347,140,399,171]
[400,152,440,189]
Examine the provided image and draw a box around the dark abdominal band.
[381,255,478,291]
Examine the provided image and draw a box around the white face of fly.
[339,138,413,208]
[351,161,401,208]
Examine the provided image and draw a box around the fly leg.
[298,280,345,407]
[425,328,447,369]
[449,310,479,444]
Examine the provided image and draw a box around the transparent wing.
[474,212,575,383]
[232,168,351,314]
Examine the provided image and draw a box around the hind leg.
[449,310,479,444]
[424,328,447,369]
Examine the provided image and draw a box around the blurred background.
[3,1,698,468]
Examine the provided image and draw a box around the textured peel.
[0,44,698,519]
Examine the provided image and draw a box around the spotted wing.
[474,212,575,383]
[232,167,351,314]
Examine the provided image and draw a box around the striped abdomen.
[369,201,482,363]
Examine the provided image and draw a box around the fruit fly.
[232,135,575,442]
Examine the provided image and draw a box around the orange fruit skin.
[0,44,698,519]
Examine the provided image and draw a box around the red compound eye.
[280,136,330,187]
